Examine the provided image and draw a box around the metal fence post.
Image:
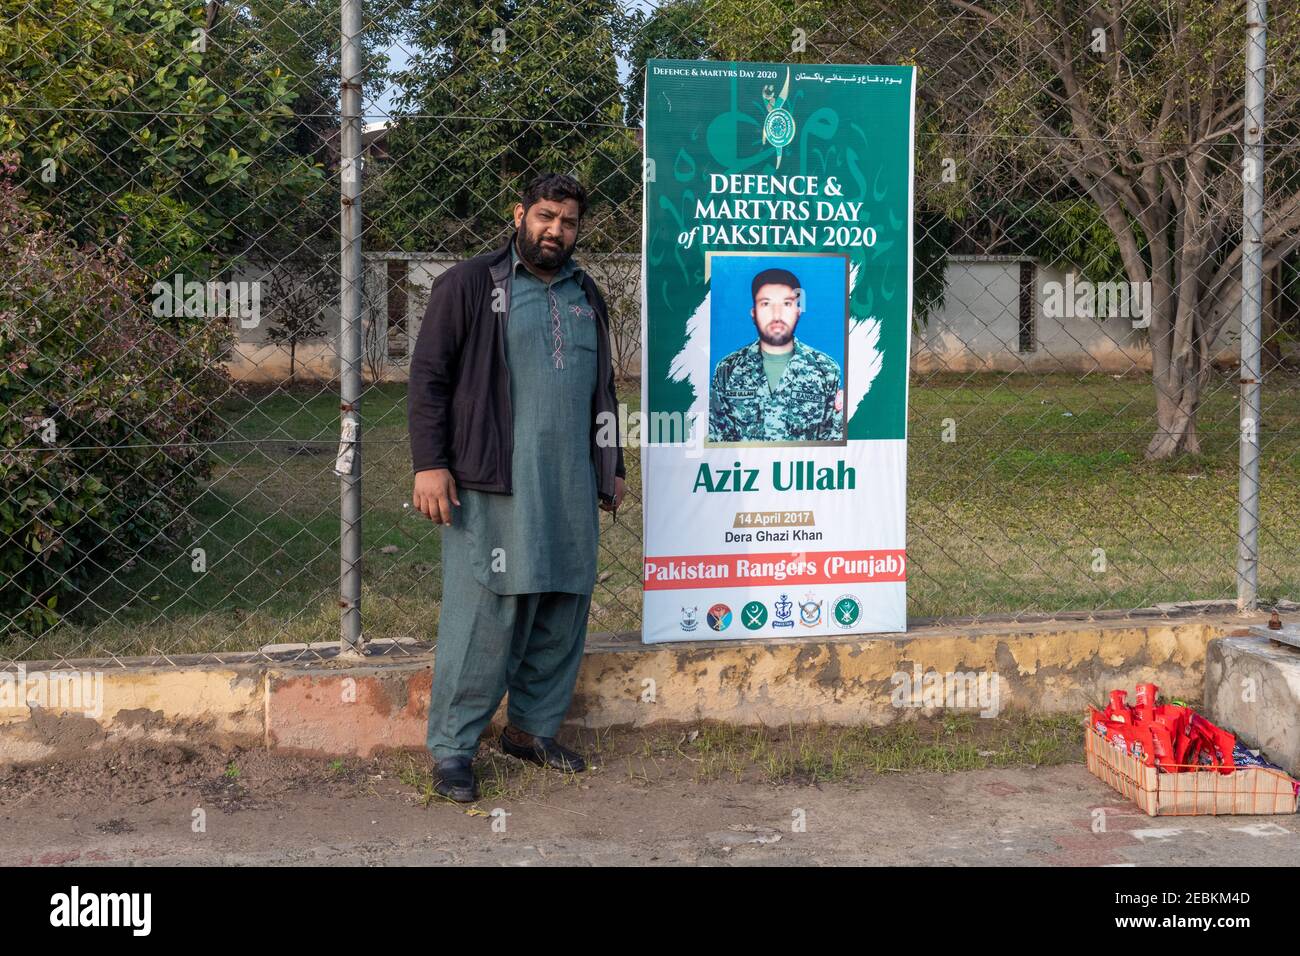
[1237,0,1267,612]
[339,0,365,652]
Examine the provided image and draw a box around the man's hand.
[599,476,626,514]
[413,468,460,525]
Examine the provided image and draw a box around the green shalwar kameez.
[426,242,601,760]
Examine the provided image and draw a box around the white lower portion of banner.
[641,439,907,643]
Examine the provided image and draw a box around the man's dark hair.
[751,268,802,305]
[521,172,589,219]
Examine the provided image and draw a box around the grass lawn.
[14,369,1300,660]
[392,712,1086,803]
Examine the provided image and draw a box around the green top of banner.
[642,59,915,443]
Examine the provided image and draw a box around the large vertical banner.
[640,60,915,643]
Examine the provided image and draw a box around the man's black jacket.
[407,231,625,501]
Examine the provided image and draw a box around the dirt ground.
[0,722,1296,866]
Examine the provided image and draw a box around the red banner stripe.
[643,550,906,591]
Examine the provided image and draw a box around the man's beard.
[518,224,575,270]
[754,315,798,348]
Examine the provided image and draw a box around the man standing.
[408,173,625,803]
[708,267,844,443]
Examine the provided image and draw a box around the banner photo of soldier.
[640,59,915,644]
[706,252,849,446]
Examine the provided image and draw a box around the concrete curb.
[1205,635,1300,776]
[0,615,1264,764]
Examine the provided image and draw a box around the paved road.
[1,753,1295,866]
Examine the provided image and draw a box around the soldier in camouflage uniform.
[708,267,844,443]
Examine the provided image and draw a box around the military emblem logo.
[761,68,796,167]
[680,606,699,632]
[707,603,733,631]
[772,593,795,628]
[799,593,823,627]
[833,595,861,629]
[741,600,768,630]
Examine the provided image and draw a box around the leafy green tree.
[0,0,407,272]
[372,0,634,251]
[816,0,1300,458]
[623,0,713,127]
[199,0,410,261]
[0,159,228,636]
[0,0,323,271]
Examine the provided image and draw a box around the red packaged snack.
[1147,719,1181,773]
[1125,719,1158,768]
[1106,690,1132,724]
[1099,686,1245,775]
[1089,704,1157,767]
[1134,683,1158,721]
[1154,705,1191,762]
[1090,707,1110,738]
[1190,713,1236,774]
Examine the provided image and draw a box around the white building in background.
[223,252,1245,384]
[223,251,642,384]
[912,255,1241,374]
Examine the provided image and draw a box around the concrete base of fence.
[0,613,1272,765]
[1204,636,1300,777]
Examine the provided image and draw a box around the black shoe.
[433,756,478,802]
[500,728,587,773]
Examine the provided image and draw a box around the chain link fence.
[1,0,1297,665]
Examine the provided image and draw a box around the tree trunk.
[1145,302,1211,459]
[1146,375,1204,458]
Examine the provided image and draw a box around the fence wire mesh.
[1,0,1297,665]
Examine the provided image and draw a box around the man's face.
[513,197,581,270]
[751,283,801,347]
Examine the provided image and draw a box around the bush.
[0,157,229,637]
